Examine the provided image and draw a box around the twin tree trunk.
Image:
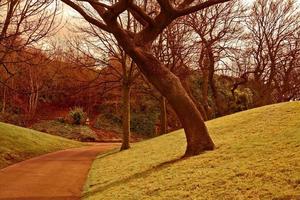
[110,26,215,156]
[126,46,215,156]
[120,83,131,150]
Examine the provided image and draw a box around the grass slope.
[0,122,83,169]
[83,102,300,200]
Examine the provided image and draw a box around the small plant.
[67,107,87,125]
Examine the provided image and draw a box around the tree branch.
[78,0,111,10]
[156,0,175,14]
[176,0,231,17]
[61,0,111,32]
[128,3,155,27]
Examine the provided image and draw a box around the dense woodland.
[0,0,299,154]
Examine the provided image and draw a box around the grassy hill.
[0,122,83,169]
[82,102,300,200]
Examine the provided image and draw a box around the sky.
[61,0,300,19]
[60,0,255,26]
[60,0,300,25]
[57,0,299,39]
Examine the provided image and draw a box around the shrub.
[130,112,158,137]
[32,120,99,142]
[233,89,253,112]
[56,117,65,123]
[94,112,158,137]
[93,113,122,133]
[94,103,116,113]
[0,113,26,126]
[67,107,87,125]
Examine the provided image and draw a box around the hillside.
[82,102,300,200]
[0,122,83,169]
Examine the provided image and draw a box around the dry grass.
[82,102,300,200]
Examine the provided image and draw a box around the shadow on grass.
[82,157,183,199]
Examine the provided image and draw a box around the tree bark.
[120,83,131,150]
[181,76,209,121]
[125,46,215,156]
[202,68,212,119]
[206,49,223,117]
[209,76,224,116]
[159,96,167,134]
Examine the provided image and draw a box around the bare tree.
[0,0,59,114]
[152,19,196,133]
[243,0,300,106]
[274,31,300,102]
[0,0,58,66]
[61,0,231,157]
[70,7,141,150]
[187,0,244,117]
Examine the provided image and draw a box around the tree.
[70,12,141,150]
[243,0,300,106]
[0,0,59,115]
[273,31,300,102]
[61,0,231,156]
[0,0,58,69]
[152,19,196,132]
[187,0,244,117]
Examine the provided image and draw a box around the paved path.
[0,144,119,200]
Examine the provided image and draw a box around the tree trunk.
[209,77,224,116]
[201,69,211,120]
[159,96,167,135]
[181,76,208,121]
[203,41,223,117]
[110,29,215,156]
[206,55,223,117]
[126,46,215,157]
[120,83,131,150]
[2,86,6,113]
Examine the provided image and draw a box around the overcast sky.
[58,0,299,38]
[61,0,299,20]
[61,0,300,18]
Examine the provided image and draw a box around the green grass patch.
[83,102,300,200]
[0,122,83,169]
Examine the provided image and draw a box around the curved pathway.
[0,143,119,200]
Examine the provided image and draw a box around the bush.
[94,103,116,114]
[93,113,122,133]
[0,113,26,126]
[67,107,87,125]
[130,112,158,137]
[56,117,65,123]
[32,120,99,142]
[233,89,253,112]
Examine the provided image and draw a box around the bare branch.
[61,0,111,32]
[128,3,155,27]
[176,0,231,17]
